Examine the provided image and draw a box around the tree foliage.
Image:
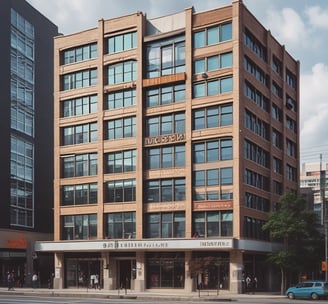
[262,192,324,294]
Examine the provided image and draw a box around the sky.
[26,0,328,165]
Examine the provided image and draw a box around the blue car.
[286,280,328,300]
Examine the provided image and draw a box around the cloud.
[305,5,328,29]
[300,63,328,154]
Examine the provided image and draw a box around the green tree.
[262,192,323,294]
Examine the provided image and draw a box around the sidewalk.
[0,287,285,301]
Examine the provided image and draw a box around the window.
[244,139,269,168]
[146,84,185,107]
[62,95,97,117]
[193,76,233,98]
[273,180,282,195]
[193,104,232,130]
[105,179,136,203]
[193,138,232,163]
[145,212,185,238]
[286,164,297,182]
[146,178,185,203]
[146,145,185,169]
[62,69,97,91]
[244,81,270,113]
[244,110,269,140]
[105,149,136,173]
[193,190,233,201]
[62,214,97,240]
[193,22,232,48]
[273,157,283,174]
[272,103,282,122]
[244,56,268,86]
[107,61,136,85]
[272,128,282,149]
[286,95,297,112]
[108,32,137,54]
[62,153,97,178]
[272,81,282,98]
[244,216,269,240]
[286,139,296,157]
[106,212,136,239]
[62,183,97,206]
[10,136,34,228]
[106,116,136,140]
[193,167,233,187]
[194,52,232,74]
[146,112,185,137]
[62,123,97,145]
[286,115,297,133]
[146,36,185,78]
[193,211,233,237]
[272,55,282,76]
[286,69,296,89]
[107,89,136,109]
[244,169,269,191]
[62,43,97,65]
[243,29,267,61]
[245,192,269,212]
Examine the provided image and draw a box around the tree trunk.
[280,267,285,295]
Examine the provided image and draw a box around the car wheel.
[311,293,319,300]
[287,292,295,299]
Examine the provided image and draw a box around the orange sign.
[6,237,27,249]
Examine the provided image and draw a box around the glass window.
[207,26,219,45]
[194,31,205,48]
[221,23,232,41]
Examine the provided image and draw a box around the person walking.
[32,272,38,288]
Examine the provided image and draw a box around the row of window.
[62,210,233,240]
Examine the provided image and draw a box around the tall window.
[243,28,267,61]
[62,153,97,178]
[193,211,233,237]
[146,84,185,107]
[146,112,185,137]
[193,167,233,187]
[193,22,232,48]
[62,95,97,117]
[146,145,185,169]
[107,89,136,109]
[108,32,137,54]
[107,61,136,85]
[62,214,97,240]
[105,149,136,173]
[105,179,136,203]
[62,123,97,145]
[194,52,232,74]
[146,36,185,78]
[106,212,136,239]
[146,178,185,202]
[62,43,97,65]
[106,116,136,140]
[61,183,97,206]
[62,69,97,91]
[145,212,185,238]
[10,136,34,227]
[193,138,232,163]
[193,76,233,98]
[193,104,232,130]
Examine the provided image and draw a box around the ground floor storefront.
[36,238,281,293]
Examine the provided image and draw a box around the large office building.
[36,0,299,293]
[0,0,58,287]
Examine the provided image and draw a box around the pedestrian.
[252,276,258,294]
[7,271,14,291]
[32,272,38,288]
[245,275,251,294]
[94,274,99,289]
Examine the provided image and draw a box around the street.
[0,294,327,304]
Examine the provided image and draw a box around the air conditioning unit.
[286,98,293,110]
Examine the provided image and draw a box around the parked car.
[285,280,328,300]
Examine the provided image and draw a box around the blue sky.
[27,0,328,164]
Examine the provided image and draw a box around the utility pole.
[320,154,328,281]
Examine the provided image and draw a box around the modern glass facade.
[10,9,35,228]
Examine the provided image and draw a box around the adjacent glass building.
[36,0,299,293]
[0,0,58,287]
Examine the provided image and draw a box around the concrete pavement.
[0,286,285,301]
